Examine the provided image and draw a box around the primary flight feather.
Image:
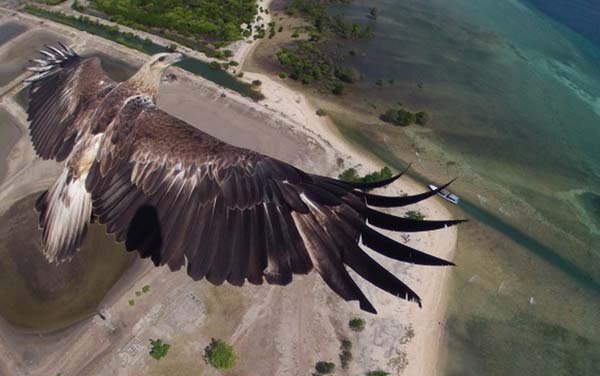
[26,44,463,314]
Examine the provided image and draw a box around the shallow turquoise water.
[328,0,600,374]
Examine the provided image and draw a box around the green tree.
[349,317,365,332]
[315,361,335,374]
[204,338,237,370]
[149,339,170,360]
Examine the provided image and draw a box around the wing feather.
[26,45,115,161]
[87,100,461,313]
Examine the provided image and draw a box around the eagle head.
[129,52,184,98]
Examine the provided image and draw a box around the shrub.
[149,339,170,360]
[128,299,135,306]
[252,79,262,86]
[332,83,344,95]
[341,339,352,351]
[142,285,150,293]
[349,317,365,332]
[316,108,327,116]
[366,371,390,376]
[405,210,426,220]
[209,61,221,70]
[278,72,287,79]
[229,60,239,67]
[167,43,178,52]
[380,109,415,126]
[315,361,335,374]
[339,350,353,369]
[204,338,237,370]
[338,167,392,184]
[415,111,429,125]
[71,0,84,10]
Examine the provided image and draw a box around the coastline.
[242,68,457,375]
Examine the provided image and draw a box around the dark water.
[0,108,21,183]
[0,193,134,331]
[0,29,66,87]
[326,0,600,374]
[524,0,600,49]
[0,22,27,46]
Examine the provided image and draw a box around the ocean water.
[326,0,600,374]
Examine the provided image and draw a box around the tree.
[149,339,170,360]
[204,338,237,370]
[252,79,262,86]
[315,361,335,374]
[349,317,365,332]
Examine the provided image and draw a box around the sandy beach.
[0,6,458,376]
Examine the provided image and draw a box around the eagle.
[25,44,462,314]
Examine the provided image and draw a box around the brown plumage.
[26,44,463,313]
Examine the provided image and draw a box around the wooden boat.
[428,184,460,205]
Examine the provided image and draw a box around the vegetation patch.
[89,0,258,45]
[315,360,336,374]
[285,0,373,40]
[338,167,393,184]
[276,41,359,93]
[380,108,429,126]
[149,339,170,360]
[404,210,426,221]
[348,317,366,332]
[366,371,390,376]
[203,338,237,370]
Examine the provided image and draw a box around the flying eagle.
[25,44,462,314]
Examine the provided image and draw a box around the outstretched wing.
[86,98,463,313]
[26,43,116,161]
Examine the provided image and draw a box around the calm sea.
[328,0,600,374]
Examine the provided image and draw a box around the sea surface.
[327,0,600,374]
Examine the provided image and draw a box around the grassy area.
[22,6,264,101]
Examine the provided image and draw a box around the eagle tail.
[36,169,92,263]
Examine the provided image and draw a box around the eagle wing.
[86,98,462,313]
[26,44,116,161]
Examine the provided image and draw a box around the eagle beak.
[168,52,184,65]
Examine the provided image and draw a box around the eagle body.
[25,44,463,313]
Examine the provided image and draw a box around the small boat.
[428,184,460,205]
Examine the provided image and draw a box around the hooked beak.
[167,52,184,65]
